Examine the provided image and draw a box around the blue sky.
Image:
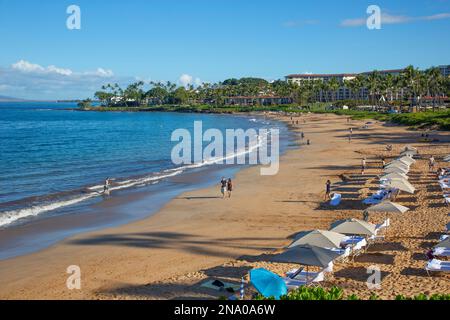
[0,0,449,99]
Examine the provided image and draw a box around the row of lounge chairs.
[425,158,450,275]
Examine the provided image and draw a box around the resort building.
[439,65,450,77]
[285,69,403,102]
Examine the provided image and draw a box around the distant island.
[0,95,29,102]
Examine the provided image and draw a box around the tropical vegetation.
[252,286,450,300]
[82,65,449,111]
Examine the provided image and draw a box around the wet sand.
[0,113,449,299]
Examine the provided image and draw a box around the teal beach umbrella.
[249,268,288,299]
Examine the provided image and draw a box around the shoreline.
[0,112,293,260]
[0,113,448,299]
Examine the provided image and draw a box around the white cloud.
[84,68,114,78]
[1,60,124,100]
[179,74,193,87]
[341,12,450,27]
[47,65,73,76]
[12,60,45,73]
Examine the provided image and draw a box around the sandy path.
[0,113,448,300]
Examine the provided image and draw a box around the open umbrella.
[402,145,418,152]
[329,218,377,236]
[249,268,287,299]
[384,166,409,174]
[380,172,409,181]
[398,156,416,165]
[288,230,346,249]
[367,201,409,214]
[400,150,416,157]
[385,161,409,170]
[384,179,415,194]
[270,244,341,268]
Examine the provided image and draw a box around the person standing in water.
[227,178,233,198]
[220,177,227,199]
[104,178,111,196]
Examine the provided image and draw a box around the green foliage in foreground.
[253,286,450,300]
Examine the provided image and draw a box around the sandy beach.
[0,113,449,300]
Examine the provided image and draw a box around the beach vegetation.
[253,286,450,300]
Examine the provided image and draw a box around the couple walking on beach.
[220,177,233,199]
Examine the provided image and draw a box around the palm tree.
[366,71,381,109]
[328,77,340,102]
[401,65,421,111]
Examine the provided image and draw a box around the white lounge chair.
[433,247,450,257]
[283,269,325,289]
[425,259,450,275]
[375,219,390,232]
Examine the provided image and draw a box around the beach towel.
[201,280,241,293]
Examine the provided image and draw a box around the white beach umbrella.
[329,218,377,236]
[402,145,418,152]
[288,230,346,249]
[397,156,415,165]
[385,179,415,194]
[384,166,409,175]
[367,201,409,214]
[400,150,417,157]
[385,160,410,168]
[380,172,409,181]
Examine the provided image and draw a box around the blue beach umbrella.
[249,268,288,300]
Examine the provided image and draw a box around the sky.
[0,0,449,100]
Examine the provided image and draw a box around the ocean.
[0,102,292,259]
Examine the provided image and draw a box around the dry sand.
[0,113,449,300]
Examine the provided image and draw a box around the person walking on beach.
[220,177,227,199]
[362,210,369,222]
[429,156,435,172]
[325,180,331,200]
[381,157,386,169]
[227,178,233,198]
[301,132,305,139]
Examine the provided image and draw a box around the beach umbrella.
[329,218,377,236]
[288,230,346,249]
[402,145,418,152]
[400,150,416,157]
[384,166,409,174]
[367,201,409,214]
[384,179,415,194]
[249,268,287,300]
[270,244,341,268]
[398,156,416,165]
[434,238,450,249]
[380,172,409,181]
[385,161,409,170]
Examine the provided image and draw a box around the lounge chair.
[425,259,450,276]
[433,247,450,257]
[283,269,324,289]
[375,218,390,232]
[341,236,367,251]
[440,234,449,241]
